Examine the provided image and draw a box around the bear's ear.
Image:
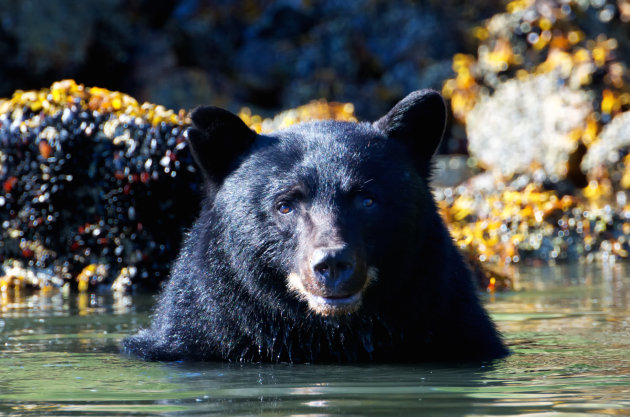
[373,89,446,166]
[186,106,257,183]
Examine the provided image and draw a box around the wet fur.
[123,91,509,363]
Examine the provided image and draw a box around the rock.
[466,73,592,179]
[0,81,199,292]
[582,111,630,175]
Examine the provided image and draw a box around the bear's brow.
[348,178,375,193]
[276,185,306,200]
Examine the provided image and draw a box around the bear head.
[186,90,446,317]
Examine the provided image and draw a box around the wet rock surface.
[0,81,198,291]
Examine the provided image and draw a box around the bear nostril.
[311,248,355,284]
[314,262,331,279]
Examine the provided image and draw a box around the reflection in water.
[0,287,135,317]
[0,263,629,416]
[491,262,630,335]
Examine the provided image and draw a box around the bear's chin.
[287,272,363,316]
[305,292,363,316]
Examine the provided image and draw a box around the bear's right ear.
[186,106,257,183]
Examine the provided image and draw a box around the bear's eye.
[351,190,377,210]
[276,202,293,215]
[362,196,375,208]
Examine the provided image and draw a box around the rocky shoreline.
[3,0,630,295]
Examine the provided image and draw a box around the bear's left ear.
[373,89,446,167]
[187,106,257,183]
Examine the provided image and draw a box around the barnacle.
[0,80,187,127]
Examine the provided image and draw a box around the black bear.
[123,90,508,362]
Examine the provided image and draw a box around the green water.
[1,263,629,416]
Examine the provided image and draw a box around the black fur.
[123,90,508,362]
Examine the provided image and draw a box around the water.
[1,263,629,416]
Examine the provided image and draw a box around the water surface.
[1,263,629,416]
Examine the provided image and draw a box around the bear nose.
[311,247,356,289]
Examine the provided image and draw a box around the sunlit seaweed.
[435,0,630,290]
[443,0,630,125]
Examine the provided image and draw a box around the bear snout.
[307,246,367,300]
[284,246,371,316]
[310,246,359,293]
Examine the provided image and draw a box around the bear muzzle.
[288,246,375,316]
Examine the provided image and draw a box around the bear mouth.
[287,268,380,316]
[287,271,365,316]
[305,291,363,316]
